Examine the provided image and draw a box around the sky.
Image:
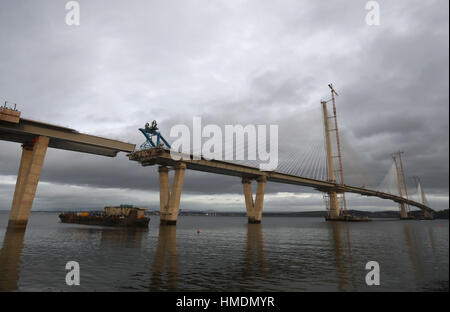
[0,0,448,212]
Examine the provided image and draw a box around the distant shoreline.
[2,209,448,219]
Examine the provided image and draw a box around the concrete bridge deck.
[129,147,435,224]
[0,105,435,229]
[1,109,136,229]
[0,117,135,157]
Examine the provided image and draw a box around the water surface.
[0,212,448,291]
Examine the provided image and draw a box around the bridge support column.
[328,191,340,218]
[242,176,266,224]
[399,203,408,219]
[159,163,186,225]
[159,166,170,212]
[8,136,49,230]
[423,209,433,220]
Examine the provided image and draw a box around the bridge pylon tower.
[392,151,410,219]
[321,84,348,220]
[413,176,433,219]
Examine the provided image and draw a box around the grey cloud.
[0,0,448,211]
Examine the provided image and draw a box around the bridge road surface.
[129,147,434,215]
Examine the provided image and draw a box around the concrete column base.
[8,136,49,230]
[6,220,28,230]
[242,176,266,224]
[159,163,186,226]
[327,191,340,219]
[160,220,177,226]
[423,210,433,219]
[400,203,408,219]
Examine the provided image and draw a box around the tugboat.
[59,205,150,228]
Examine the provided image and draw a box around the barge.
[59,205,150,228]
[325,214,372,222]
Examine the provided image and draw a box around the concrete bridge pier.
[8,136,49,230]
[399,203,409,219]
[328,191,340,218]
[242,176,267,224]
[158,163,186,225]
[423,209,433,219]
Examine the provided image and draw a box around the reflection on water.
[100,228,145,248]
[0,213,447,292]
[344,223,357,291]
[0,226,26,291]
[243,224,266,278]
[426,224,436,256]
[149,223,268,291]
[403,223,424,291]
[327,221,443,292]
[329,222,345,291]
[329,222,356,291]
[150,225,179,291]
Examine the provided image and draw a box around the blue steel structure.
[139,120,171,150]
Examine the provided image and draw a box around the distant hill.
[174,209,450,219]
[262,210,400,218]
[407,209,449,219]
[434,209,449,219]
[265,209,449,219]
[30,208,448,219]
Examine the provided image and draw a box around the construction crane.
[322,83,348,215]
[139,120,171,149]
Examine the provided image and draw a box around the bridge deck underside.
[0,118,136,157]
[129,148,434,214]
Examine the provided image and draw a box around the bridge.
[128,147,434,225]
[128,84,435,225]
[0,83,435,229]
[0,105,135,229]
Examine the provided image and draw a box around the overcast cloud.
[0,0,448,212]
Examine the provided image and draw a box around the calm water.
[0,211,448,292]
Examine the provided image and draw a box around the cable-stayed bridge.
[0,84,435,230]
[129,147,434,224]
[129,85,435,225]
